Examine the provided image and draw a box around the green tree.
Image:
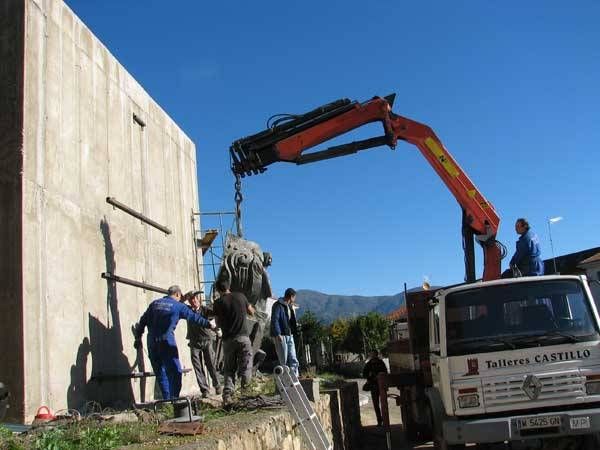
[329,317,350,350]
[343,312,389,358]
[298,310,326,347]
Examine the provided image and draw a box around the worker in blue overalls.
[506,218,544,277]
[134,285,214,399]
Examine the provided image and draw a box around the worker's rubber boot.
[222,392,233,407]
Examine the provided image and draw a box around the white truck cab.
[427,275,600,448]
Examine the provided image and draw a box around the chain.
[234,174,243,237]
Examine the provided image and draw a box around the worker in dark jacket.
[362,350,388,427]
[185,290,222,398]
[134,285,214,400]
[270,288,299,377]
[212,279,255,405]
[508,218,544,276]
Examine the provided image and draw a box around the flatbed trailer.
[379,288,437,446]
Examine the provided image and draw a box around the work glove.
[134,339,143,350]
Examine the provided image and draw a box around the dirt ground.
[356,379,434,450]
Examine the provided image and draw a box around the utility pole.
[547,216,563,274]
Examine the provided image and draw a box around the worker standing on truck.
[270,288,300,377]
[185,290,222,398]
[506,218,544,277]
[134,285,214,400]
[212,279,255,405]
[362,350,388,427]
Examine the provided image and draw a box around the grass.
[0,372,325,449]
[0,425,23,450]
[243,375,277,397]
[317,372,345,383]
[0,403,235,450]
[10,421,159,450]
[0,394,269,450]
[0,425,13,440]
[316,372,346,388]
[201,405,232,421]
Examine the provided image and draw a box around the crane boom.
[230,94,502,282]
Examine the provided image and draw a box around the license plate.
[516,415,561,430]
[570,416,591,430]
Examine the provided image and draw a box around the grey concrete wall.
[10,0,203,421]
[323,382,362,450]
[0,0,26,422]
[168,395,333,450]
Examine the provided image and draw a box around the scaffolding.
[191,210,237,301]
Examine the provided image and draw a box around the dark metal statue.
[215,233,273,372]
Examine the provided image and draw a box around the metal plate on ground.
[158,420,204,435]
[516,415,561,430]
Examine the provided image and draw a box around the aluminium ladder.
[273,365,333,450]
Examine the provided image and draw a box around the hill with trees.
[294,289,405,323]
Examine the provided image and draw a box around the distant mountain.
[294,289,406,323]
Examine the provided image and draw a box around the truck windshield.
[446,280,599,356]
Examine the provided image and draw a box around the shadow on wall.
[67,218,144,411]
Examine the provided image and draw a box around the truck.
[387,276,600,449]
[227,94,600,448]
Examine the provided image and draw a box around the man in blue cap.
[134,285,214,399]
[185,290,222,398]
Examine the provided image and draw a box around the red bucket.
[34,406,55,422]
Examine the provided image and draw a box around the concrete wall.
[0,0,26,423]
[2,0,202,421]
[169,395,333,450]
[323,382,362,450]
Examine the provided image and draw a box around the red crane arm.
[387,112,501,281]
[230,95,502,281]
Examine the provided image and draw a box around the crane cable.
[229,151,244,238]
[495,239,508,259]
[234,173,243,238]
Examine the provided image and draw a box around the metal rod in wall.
[132,113,146,127]
[191,210,202,290]
[106,197,171,235]
[192,211,236,216]
[101,272,169,295]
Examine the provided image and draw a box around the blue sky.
[67,1,600,296]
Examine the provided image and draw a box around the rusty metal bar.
[101,272,169,295]
[133,113,146,127]
[106,197,171,235]
[192,211,236,216]
[91,368,192,383]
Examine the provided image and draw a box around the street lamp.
[547,216,563,274]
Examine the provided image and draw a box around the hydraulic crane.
[229,94,505,282]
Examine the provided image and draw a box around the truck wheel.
[400,402,417,441]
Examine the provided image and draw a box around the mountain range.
[294,289,406,323]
